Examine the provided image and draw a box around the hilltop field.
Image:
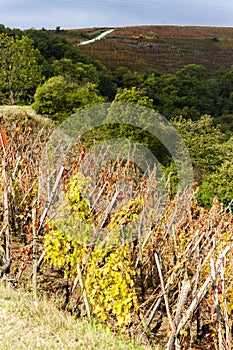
[62,25,233,74]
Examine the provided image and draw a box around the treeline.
[0,24,233,128]
[0,24,233,208]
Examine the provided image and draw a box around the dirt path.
[79,29,114,46]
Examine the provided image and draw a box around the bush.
[32,76,104,122]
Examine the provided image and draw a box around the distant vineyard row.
[77,25,233,74]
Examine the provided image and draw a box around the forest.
[0,23,233,349]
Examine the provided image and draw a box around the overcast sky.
[1,0,233,29]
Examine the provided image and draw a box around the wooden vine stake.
[1,132,10,262]
[32,208,37,302]
[211,258,224,350]
[220,260,232,350]
[77,264,92,321]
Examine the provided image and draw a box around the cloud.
[0,0,233,29]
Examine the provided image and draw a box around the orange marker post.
[0,132,8,148]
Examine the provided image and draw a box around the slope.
[74,25,233,74]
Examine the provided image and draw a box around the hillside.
[64,25,233,74]
[1,27,233,349]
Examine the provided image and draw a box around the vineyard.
[0,106,233,349]
[75,25,233,74]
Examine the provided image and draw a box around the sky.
[0,0,233,30]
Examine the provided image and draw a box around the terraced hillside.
[69,25,233,74]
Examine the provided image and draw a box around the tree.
[216,66,233,116]
[0,23,22,37]
[114,67,143,89]
[172,115,227,178]
[97,68,117,99]
[174,64,216,120]
[173,115,233,208]
[32,76,104,122]
[196,160,233,209]
[51,59,100,85]
[0,34,43,105]
[143,65,217,121]
[143,72,180,118]
[89,86,172,167]
[112,86,154,108]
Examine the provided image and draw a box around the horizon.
[2,23,233,31]
[1,0,232,30]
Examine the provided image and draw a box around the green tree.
[216,66,233,116]
[112,86,154,108]
[0,23,22,37]
[0,34,43,105]
[114,67,144,89]
[51,58,77,80]
[143,72,180,118]
[32,76,104,122]
[173,115,233,208]
[196,160,233,209]
[173,115,227,179]
[51,58,100,85]
[87,87,172,167]
[96,69,117,99]
[174,64,216,120]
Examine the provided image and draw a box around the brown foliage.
[78,25,233,74]
[0,107,233,349]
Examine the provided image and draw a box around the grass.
[0,105,51,127]
[0,281,149,350]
